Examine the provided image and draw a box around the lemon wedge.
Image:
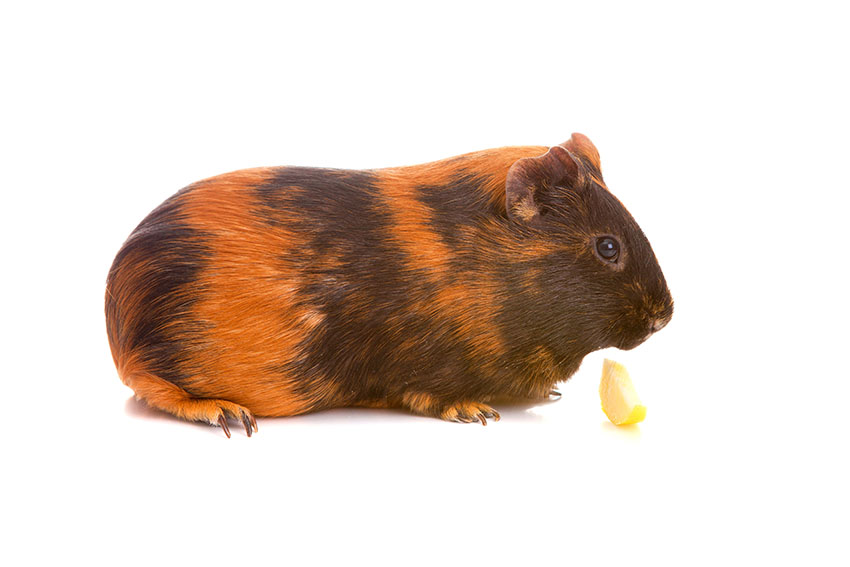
[600,359,646,425]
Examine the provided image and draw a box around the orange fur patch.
[177,168,322,417]
[402,391,438,415]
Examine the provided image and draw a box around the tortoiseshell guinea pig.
[105,133,673,437]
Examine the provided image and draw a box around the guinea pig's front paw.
[440,401,501,426]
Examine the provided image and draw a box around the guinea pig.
[105,133,673,437]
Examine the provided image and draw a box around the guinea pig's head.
[505,133,673,353]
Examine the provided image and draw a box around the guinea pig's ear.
[505,145,580,224]
[561,133,601,173]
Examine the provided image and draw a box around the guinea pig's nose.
[650,317,669,334]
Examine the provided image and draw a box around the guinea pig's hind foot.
[168,398,258,438]
[124,370,258,438]
[159,396,257,438]
[440,401,501,426]
[204,400,259,439]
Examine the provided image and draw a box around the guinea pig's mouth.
[617,334,650,351]
[615,316,669,351]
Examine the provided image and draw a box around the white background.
[3,1,848,565]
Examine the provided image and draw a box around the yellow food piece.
[600,359,646,425]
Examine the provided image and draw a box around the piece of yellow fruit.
[600,359,646,425]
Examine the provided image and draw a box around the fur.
[105,134,673,435]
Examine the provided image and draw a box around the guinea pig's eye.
[595,237,620,262]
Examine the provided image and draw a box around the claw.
[241,412,253,437]
[549,389,562,399]
[477,414,487,426]
[249,413,258,433]
[482,409,498,420]
[217,414,231,438]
